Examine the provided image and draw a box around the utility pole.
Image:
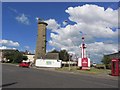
[69,55,71,71]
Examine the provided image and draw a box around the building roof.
[105,51,120,59]
[45,53,59,60]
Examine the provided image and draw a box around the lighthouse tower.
[34,18,48,63]
[78,36,90,70]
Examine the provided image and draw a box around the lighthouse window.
[45,40,47,42]
[42,47,44,50]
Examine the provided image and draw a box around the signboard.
[35,59,62,68]
[78,58,90,70]
[82,58,88,67]
[46,61,52,65]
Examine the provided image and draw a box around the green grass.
[79,68,110,74]
[4,62,19,65]
[56,66,111,75]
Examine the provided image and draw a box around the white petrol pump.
[78,36,90,70]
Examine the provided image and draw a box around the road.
[2,64,118,88]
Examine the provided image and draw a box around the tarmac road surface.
[2,64,119,88]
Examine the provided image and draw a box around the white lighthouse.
[78,36,90,70]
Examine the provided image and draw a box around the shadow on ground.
[0,82,18,87]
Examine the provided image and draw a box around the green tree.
[4,50,23,63]
[22,56,28,60]
[59,50,69,61]
[101,55,111,69]
[49,49,69,61]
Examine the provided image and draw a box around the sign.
[35,59,62,68]
[46,61,52,65]
[82,58,88,67]
[78,58,90,70]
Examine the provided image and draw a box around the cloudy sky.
[1,2,119,63]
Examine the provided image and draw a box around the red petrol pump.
[111,58,120,76]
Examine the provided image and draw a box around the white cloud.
[65,4,118,39]
[62,20,68,26]
[0,46,17,50]
[86,42,118,63]
[0,39,20,47]
[65,4,118,27]
[8,7,18,14]
[24,46,30,49]
[77,23,118,39]
[16,14,30,25]
[45,19,60,32]
[46,47,56,53]
[87,42,118,54]
[8,7,30,25]
[0,46,8,49]
[46,4,119,63]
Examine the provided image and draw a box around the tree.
[59,50,69,61]
[101,55,111,69]
[4,50,23,63]
[49,49,69,61]
[14,51,23,63]
[22,56,28,60]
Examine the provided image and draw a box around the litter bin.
[111,58,120,76]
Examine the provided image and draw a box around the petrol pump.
[78,36,90,70]
[111,58,120,76]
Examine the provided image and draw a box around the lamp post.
[63,20,74,71]
[68,53,73,71]
[74,54,78,68]
[69,55,71,71]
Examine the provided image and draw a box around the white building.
[26,54,35,63]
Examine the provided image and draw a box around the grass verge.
[56,66,111,75]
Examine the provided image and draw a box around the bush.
[106,64,111,69]
[95,64,105,69]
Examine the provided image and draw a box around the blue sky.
[2,2,119,63]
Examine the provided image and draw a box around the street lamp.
[64,20,76,70]
[64,20,75,71]
[68,53,73,71]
